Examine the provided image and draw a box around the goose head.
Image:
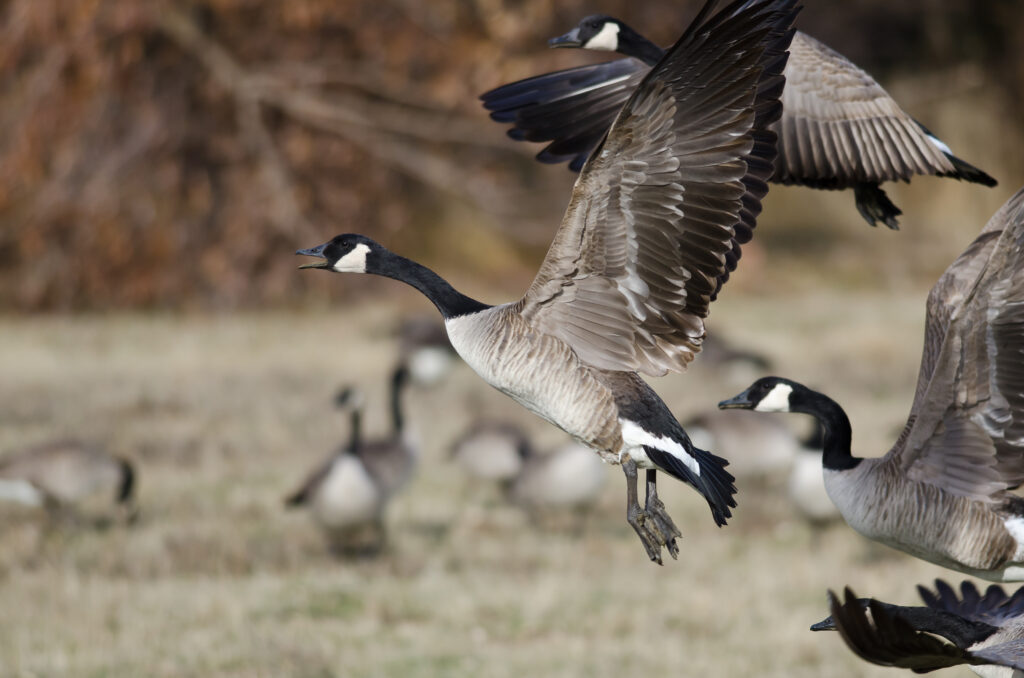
[334,386,365,411]
[549,15,629,52]
[718,376,805,413]
[297,234,382,274]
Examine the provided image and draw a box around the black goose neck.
[346,407,362,453]
[619,28,664,66]
[791,387,859,471]
[372,250,490,320]
[389,365,409,435]
[879,603,996,648]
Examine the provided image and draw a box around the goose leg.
[623,459,677,564]
[645,470,680,560]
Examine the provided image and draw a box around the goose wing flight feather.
[919,580,1024,628]
[517,0,796,377]
[775,32,967,187]
[886,188,1024,501]
[826,588,983,672]
[482,59,648,171]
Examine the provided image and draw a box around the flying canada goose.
[481,15,997,229]
[395,314,460,386]
[285,367,417,552]
[450,420,607,512]
[719,186,1024,581]
[297,0,799,564]
[811,581,1024,677]
[0,439,136,522]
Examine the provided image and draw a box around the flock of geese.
[294,0,1024,673]
[2,0,1023,674]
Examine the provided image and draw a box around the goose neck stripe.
[620,420,700,476]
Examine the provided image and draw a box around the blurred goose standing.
[285,367,417,551]
[451,420,607,513]
[297,0,799,564]
[0,439,136,522]
[481,14,996,229]
[811,580,1024,677]
[719,187,1024,581]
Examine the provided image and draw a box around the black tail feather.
[643,444,737,526]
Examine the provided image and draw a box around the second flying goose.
[481,14,996,229]
[297,0,799,563]
[719,186,1024,581]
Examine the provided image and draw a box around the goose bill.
[718,391,755,409]
[296,244,330,269]
[548,28,582,48]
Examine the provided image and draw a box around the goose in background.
[481,14,997,229]
[0,439,136,523]
[285,367,417,553]
[449,420,530,484]
[450,420,607,516]
[297,0,799,564]
[719,186,1024,581]
[811,581,1024,677]
[395,314,460,386]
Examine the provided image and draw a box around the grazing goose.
[285,368,417,551]
[510,439,608,514]
[297,0,799,564]
[719,186,1024,581]
[481,15,997,229]
[0,439,136,522]
[449,420,530,483]
[811,581,1024,677]
[450,420,607,512]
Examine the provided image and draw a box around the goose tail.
[643,443,737,526]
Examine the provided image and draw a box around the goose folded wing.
[518,0,795,377]
[775,31,957,188]
[889,188,1024,500]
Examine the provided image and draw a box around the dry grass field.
[0,284,984,678]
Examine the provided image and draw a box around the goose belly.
[825,466,1018,574]
[312,457,381,529]
[445,311,621,457]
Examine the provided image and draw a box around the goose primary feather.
[481,14,997,229]
[811,581,1024,677]
[297,0,800,564]
[719,186,1024,580]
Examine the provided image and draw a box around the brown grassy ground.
[0,285,983,678]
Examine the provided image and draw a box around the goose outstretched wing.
[887,187,1024,501]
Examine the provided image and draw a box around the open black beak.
[718,389,755,410]
[548,27,582,48]
[296,243,329,269]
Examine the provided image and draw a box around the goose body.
[812,581,1024,678]
[0,439,135,519]
[482,16,996,229]
[298,0,799,563]
[720,187,1024,581]
[511,440,607,510]
[286,369,417,549]
[450,421,529,482]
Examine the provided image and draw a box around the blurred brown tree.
[0,0,1020,310]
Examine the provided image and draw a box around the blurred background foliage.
[1,0,1023,310]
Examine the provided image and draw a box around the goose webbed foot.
[623,459,681,565]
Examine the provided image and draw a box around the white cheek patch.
[585,22,620,51]
[332,243,371,272]
[755,383,793,413]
